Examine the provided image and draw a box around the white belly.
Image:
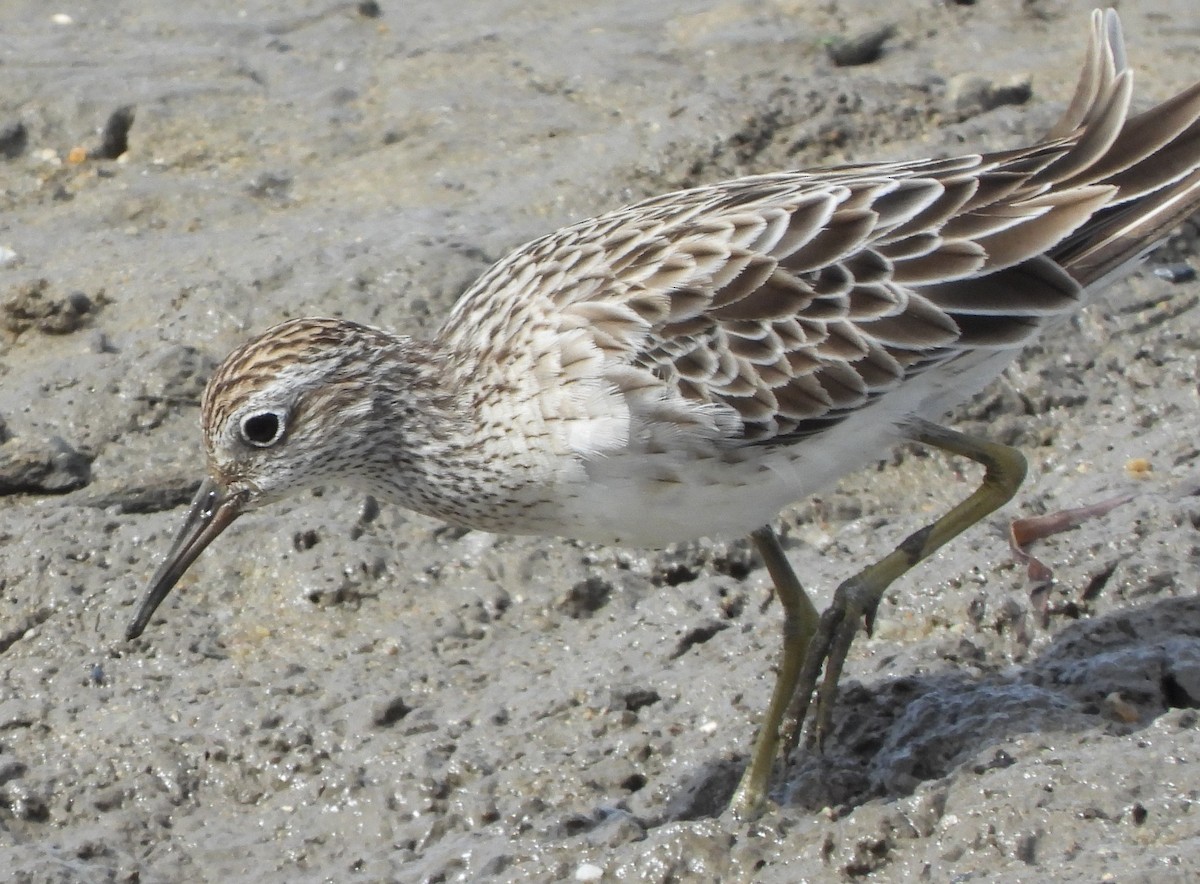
[552,406,902,546]
[545,346,1021,546]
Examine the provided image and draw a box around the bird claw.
[783,576,880,755]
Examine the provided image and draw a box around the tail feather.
[1044,8,1128,141]
[1100,105,1200,203]
[1040,10,1200,288]
[1056,168,1200,289]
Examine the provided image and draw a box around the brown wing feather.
[438,9,1200,449]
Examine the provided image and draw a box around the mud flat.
[1,1,1198,880]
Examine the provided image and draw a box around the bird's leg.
[785,419,1027,755]
[727,524,820,819]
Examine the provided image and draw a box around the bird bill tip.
[125,478,245,641]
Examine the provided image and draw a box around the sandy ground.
[2,1,1199,881]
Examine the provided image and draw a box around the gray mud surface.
[2,1,1199,881]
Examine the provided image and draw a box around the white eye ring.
[239,410,285,447]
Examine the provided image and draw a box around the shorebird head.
[201,318,404,503]
[125,317,423,640]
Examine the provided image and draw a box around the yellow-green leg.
[727,524,820,819]
[785,419,1028,755]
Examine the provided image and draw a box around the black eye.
[240,411,284,447]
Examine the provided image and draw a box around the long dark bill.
[125,478,245,641]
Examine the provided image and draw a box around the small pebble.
[826,24,895,67]
[1124,457,1152,477]
[1152,263,1196,283]
[0,435,91,493]
[95,105,135,160]
[0,121,27,158]
[574,863,603,882]
[246,170,293,201]
[947,73,1033,117]
[1103,692,1140,724]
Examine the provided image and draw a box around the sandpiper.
[126,10,1200,816]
